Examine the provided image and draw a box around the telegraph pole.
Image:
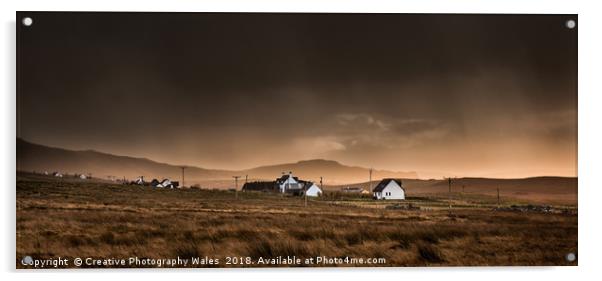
[497,187,500,207]
[304,184,308,207]
[180,166,187,188]
[448,177,452,211]
[233,176,241,199]
[369,168,373,192]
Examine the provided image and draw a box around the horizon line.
[16,137,577,180]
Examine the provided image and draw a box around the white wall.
[374,181,405,200]
[279,175,299,192]
[305,184,322,197]
[382,181,405,199]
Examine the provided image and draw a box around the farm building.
[150,178,179,188]
[242,173,321,197]
[373,178,405,200]
[158,179,179,188]
[242,181,279,192]
[303,182,323,197]
[131,176,145,185]
[78,174,87,179]
[128,176,179,188]
[52,172,63,178]
[341,187,370,194]
[277,173,303,193]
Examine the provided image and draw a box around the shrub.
[172,242,201,259]
[99,232,115,244]
[344,231,363,245]
[288,229,314,241]
[66,235,85,247]
[417,243,444,263]
[418,231,439,244]
[246,238,316,259]
[99,231,144,246]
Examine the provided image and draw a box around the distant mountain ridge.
[243,159,418,183]
[16,138,418,186]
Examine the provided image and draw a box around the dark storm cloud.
[17,13,577,177]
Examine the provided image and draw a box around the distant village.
[32,170,407,200]
[36,171,179,188]
[241,172,406,200]
[129,176,179,188]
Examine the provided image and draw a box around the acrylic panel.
[16,12,577,268]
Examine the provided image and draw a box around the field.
[16,172,577,268]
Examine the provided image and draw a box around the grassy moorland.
[16,173,577,268]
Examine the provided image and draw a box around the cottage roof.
[242,181,278,191]
[276,174,299,183]
[303,182,318,190]
[372,179,403,192]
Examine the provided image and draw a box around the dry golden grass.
[16,173,577,268]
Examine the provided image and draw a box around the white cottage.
[276,173,302,193]
[304,182,323,197]
[373,179,405,200]
[132,176,145,185]
[157,178,177,188]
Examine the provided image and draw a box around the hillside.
[242,159,417,184]
[16,139,417,186]
[16,138,235,183]
[327,177,578,204]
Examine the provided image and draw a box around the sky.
[17,13,577,178]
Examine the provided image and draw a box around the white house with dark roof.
[132,176,145,185]
[149,178,179,188]
[150,179,161,187]
[304,182,323,197]
[372,178,405,200]
[158,178,178,188]
[158,179,172,188]
[276,172,302,193]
